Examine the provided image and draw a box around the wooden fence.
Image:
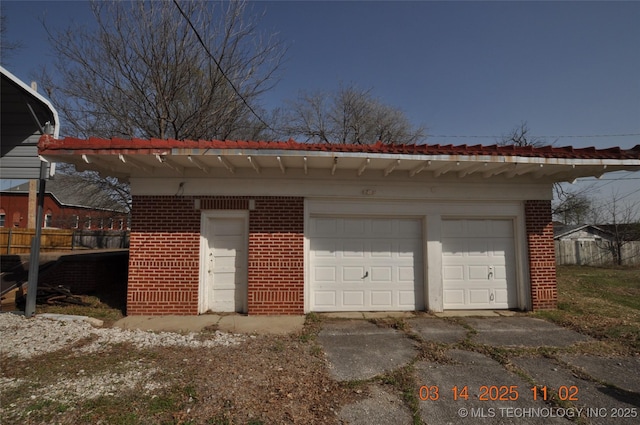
[555,240,640,267]
[0,228,129,254]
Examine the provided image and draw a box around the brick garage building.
[38,136,640,315]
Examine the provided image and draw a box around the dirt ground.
[0,315,361,425]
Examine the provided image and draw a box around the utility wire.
[428,133,640,139]
[171,0,273,133]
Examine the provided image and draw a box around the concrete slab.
[415,350,567,424]
[559,355,640,394]
[463,317,591,347]
[363,312,416,319]
[217,315,305,335]
[114,315,221,333]
[37,313,103,327]
[113,315,305,335]
[318,312,365,319]
[407,317,468,344]
[317,320,416,382]
[338,384,413,425]
[513,356,639,425]
[434,310,500,317]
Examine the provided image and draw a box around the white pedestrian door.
[204,216,247,313]
[442,219,517,309]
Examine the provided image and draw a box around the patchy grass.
[35,294,125,324]
[535,265,640,353]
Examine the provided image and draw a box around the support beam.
[217,155,235,173]
[247,156,261,174]
[458,162,487,178]
[276,156,286,174]
[188,156,209,174]
[505,163,541,179]
[357,158,370,176]
[383,159,400,177]
[119,154,152,173]
[482,163,514,178]
[410,160,430,177]
[154,154,184,174]
[433,162,458,178]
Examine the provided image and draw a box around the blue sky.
[2,0,640,210]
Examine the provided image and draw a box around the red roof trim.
[38,135,640,160]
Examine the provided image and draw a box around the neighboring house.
[1,66,58,180]
[553,224,615,242]
[0,180,128,230]
[554,223,640,266]
[38,136,640,315]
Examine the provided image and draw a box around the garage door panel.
[491,220,514,237]
[444,289,465,305]
[495,289,509,304]
[443,265,464,280]
[344,219,366,235]
[371,291,392,306]
[343,291,364,306]
[493,265,507,280]
[371,219,393,236]
[315,267,336,282]
[469,289,490,304]
[371,241,393,257]
[313,218,339,236]
[343,266,365,281]
[398,266,416,282]
[442,219,465,236]
[314,291,336,306]
[398,219,421,236]
[399,239,421,255]
[468,239,490,256]
[310,217,423,311]
[371,266,392,282]
[469,265,489,280]
[399,291,416,306]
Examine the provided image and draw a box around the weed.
[149,395,177,414]
[379,365,423,425]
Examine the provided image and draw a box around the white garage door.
[309,217,424,311]
[442,219,517,309]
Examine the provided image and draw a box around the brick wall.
[127,195,304,316]
[524,200,558,310]
[127,196,201,315]
[248,197,304,315]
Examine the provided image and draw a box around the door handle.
[488,266,493,279]
[361,271,369,279]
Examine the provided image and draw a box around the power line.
[429,133,640,139]
[171,0,273,133]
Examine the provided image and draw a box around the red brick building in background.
[1,180,128,230]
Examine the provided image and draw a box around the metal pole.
[25,162,47,318]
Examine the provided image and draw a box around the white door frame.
[198,210,249,314]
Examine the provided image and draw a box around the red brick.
[525,200,558,311]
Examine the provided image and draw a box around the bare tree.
[591,192,640,266]
[498,121,550,148]
[552,187,592,225]
[0,15,24,65]
[41,0,286,140]
[279,84,426,145]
